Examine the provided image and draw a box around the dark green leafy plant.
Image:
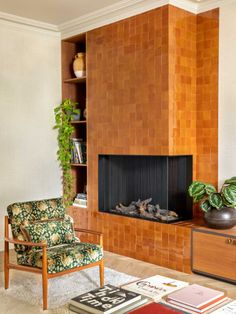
[53,99,80,206]
[188,177,236,212]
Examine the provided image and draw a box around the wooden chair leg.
[4,240,9,289]
[99,259,104,287]
[42,247,48,310]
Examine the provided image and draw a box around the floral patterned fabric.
[21,219,76,249]
[7,198,65,252]
[31,198,65,221]
[17,242,103,274]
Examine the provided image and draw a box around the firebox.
[98,155,192,223]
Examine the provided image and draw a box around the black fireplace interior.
[98,155,193,223]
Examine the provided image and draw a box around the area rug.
[0,267,138,312]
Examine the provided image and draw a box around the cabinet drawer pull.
[226,238,233,244]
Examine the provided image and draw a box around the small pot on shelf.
[204,207,236,230]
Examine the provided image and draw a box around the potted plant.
[188,177,236,229]
[53,99,80,206]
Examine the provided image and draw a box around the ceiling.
[0,0,124,25]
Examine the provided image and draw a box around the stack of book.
[73,193,87,208]
[166,284,228,313]
[71,138,86,164]
[68,284,148,314]
[122,275,189,302]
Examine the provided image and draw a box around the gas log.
[112,198,179,222]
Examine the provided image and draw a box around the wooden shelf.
[64,77,86,84]
[71,163,87,167]
[71,120,87,124]
[62,35,87,201]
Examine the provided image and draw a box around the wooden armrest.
[74,228,103,235]
[74,228,103,246]
[5,237,47,248]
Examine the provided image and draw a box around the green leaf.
[224,177,236,185]
[222,186,236,205]
[188,181,205,197]
[222,195,235,207]
[229,184,236,192]
[209,193,223,209]
[193,191,205,203]
[205,184,217,195]
[200,200,212,213]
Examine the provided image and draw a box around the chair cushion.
[20,219,76,248]
[17,242,103,274]
[31,198,65,221]
[7,197,65,253]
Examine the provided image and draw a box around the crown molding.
[197,0,236,13]
[60,0,170,39]
[170,0,198,13]
[1,0,234,39]
[0,11,60,36]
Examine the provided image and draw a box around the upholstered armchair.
[4,197,104,310]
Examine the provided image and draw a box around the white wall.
[219,3,236,187]
[0,22,62,250]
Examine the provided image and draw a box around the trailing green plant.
[53,99,80,206]
[188,177,236,213]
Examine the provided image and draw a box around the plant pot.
[204,207,236,229]
[66,109,81,121]
[71,110,81,121]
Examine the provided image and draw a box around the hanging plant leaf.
[208,193,223,210]
[205,184,217,195]
[53,99,79,207]
[200,200,212,213]
[188,181,205,197]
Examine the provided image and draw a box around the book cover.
[211,300,236,313]
[74,141,83,164]
[69,284,141,314]
[167,284,225,309]
[122,275,188,301]
[74,198,87,206]
[71,138,82,163]
[69,297,148,314]
[129,302,188,313]
[72,203,87,208]
[168,297,228,313]
[76,193,87,200]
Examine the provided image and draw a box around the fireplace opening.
[98,155,193,223]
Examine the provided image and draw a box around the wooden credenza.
[192,227,236,283]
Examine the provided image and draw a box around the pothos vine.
[53,99,80,206]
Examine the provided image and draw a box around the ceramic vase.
[73,53,86,78]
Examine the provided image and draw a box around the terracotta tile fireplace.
[66,5,219,272]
